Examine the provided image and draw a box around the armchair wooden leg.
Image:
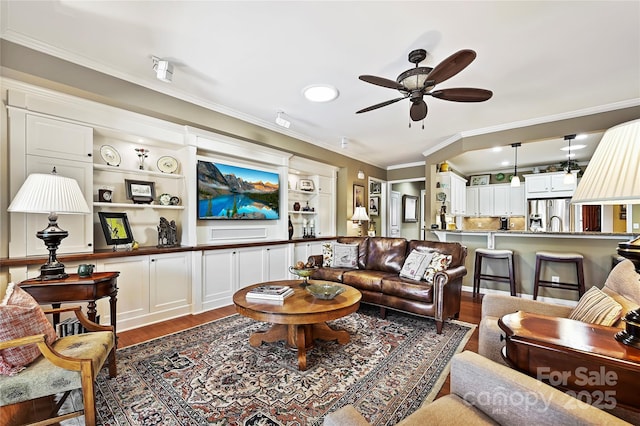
[107,347,117,378]
[80,365,97,426]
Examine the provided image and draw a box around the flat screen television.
[197,160,280,220]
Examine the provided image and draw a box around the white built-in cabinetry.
[437,172,467,215]
[466,186,494,216]
[524,172,577,199]
[465,184,525,217]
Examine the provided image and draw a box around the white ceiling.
[1,1,639,172]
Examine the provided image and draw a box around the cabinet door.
[100,256,150,324]
[450,175,467,215]
[237,246,265,288]
[202,249,237,310]
[550,173,576,192]
[478,186,494,216]
[526,175,550,194]
[24,156,93,255]
[26,115,93,163]
[265,245,289,281]
[466,187,478,216]
[317,192,333,236]
[493,186,509,216]
[510,186,525,216]
[149,252,191,313]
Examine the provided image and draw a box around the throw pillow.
[423,252,453,283]
[331,243,359,268]
[322,242,334,267]
[0,283,58,376]
[569,286,623,327]
[400,250,433,281]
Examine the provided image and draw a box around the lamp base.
[36,215,69,281]
[617,235,640,271]
[615,309,640,349]
[38,264,69,281]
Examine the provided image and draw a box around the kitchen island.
[431,229,634,303]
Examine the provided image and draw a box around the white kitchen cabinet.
[466,186,494,216]
[438,172,467,215]
[26,115,93,163]
[98,252,191,331]
[201,248,237,311]
[524,172,577,199]
[493,185,525,216]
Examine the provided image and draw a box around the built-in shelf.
[93,163,183,179]
[289,189,317,196]
[94,202,185,210]
[288,211,316,215]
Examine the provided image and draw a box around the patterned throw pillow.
[322,242,334,267]
[569,286,623,326]
[0,283,58,376]
[423,252,453,283]
[331,243,359,268]
[400,250,433,281]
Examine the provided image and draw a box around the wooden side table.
[499,311,640,412]
[19,271,119,336]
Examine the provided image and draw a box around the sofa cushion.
[0,284,58,376]
[381,277,433,303]
[342,270,397,292]
[366,237,408,273]
[408,240,465,268]
[399,250,433,281]
[337,237,369,269]
[423,252,453,283]
[312,267,348,282]
[569,286,623,326]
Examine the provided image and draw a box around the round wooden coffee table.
[233,280,361,370]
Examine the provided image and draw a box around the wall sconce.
[357,170,365,180]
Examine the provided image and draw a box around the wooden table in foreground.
[499,311,640,412]
[233,280,361,370]
[19,272,120,335]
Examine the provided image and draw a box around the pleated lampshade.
[8,171,90,214]
[571,119,640,205]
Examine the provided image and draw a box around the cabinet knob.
[87,153,92,157]
[151,258,155,262]
[87,243,92,247]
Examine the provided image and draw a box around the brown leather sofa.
[309,236,467,333]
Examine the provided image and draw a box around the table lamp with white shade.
[7,168,90,280]
[571,118,640,348]
[351,206,370,237]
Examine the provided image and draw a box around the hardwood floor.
[117,291,483,400]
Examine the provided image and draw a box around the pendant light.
[563,134,576,184]
[510,143,521,187]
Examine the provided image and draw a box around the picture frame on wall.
[369,196,379,216]
[402,195,418,223]
[298,179,315,191]
[125,179,155,204]
[353,184,365,210]
[469,174,490,186]
[370,181,382,194]
[98,212,134,245]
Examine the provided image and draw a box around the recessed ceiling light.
[303,84,339,102]
[560,144,586,151]
[492,147,503,152]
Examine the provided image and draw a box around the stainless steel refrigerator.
[528,198,571,232]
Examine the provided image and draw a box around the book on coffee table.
[246,286,294,301]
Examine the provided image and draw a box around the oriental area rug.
[94,306,475,426]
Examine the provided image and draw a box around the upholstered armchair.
[0,303,116,426]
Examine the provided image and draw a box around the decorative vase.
[288,216,294,239]
[293,202,301,211]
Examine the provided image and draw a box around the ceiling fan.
[356,49,493,122]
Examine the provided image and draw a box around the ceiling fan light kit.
[357,48,492,123]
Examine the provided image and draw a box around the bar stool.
[473,248,517,297]
[533,251,585,300]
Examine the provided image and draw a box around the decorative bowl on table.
[289,266,317,284]
[305,283,345,300]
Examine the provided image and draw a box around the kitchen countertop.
[431,229,634,237]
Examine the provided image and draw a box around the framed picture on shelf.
[369,196,379,216]
[98,212,134,245]
[370,181,382,194]
[353,184,365,209]
[298,179,315,191]
[469,174,490,186]
[402,195,418,223]
[125,179,155,204]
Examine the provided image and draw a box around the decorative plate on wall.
[496,173,505,181]
[100,145,121,167]
[157,156,179,173]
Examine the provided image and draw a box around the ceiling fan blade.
[359,75,405,90]
[410,100,428,121]
[430,88,493,102]
[356,96,407,114]
[427,49,476,85]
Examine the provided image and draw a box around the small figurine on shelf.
[157,217,179,248]
[288,215,294,240]
[135,148,150,170]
